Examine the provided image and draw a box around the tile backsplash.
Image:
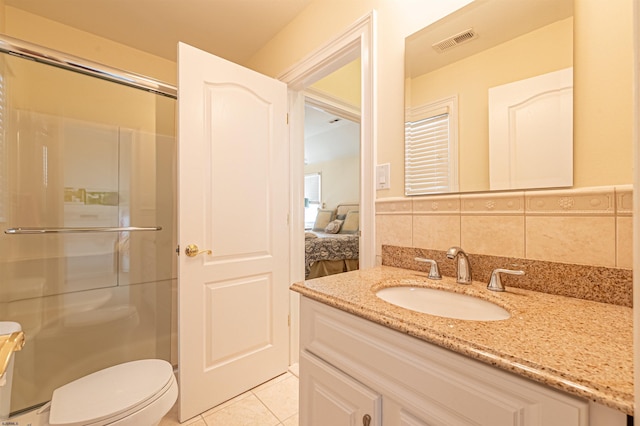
[376,185,632,306]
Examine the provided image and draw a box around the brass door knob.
[185,244,212,257]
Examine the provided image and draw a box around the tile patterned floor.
[161,365,299,426]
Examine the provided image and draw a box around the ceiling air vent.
[432,28,478,53]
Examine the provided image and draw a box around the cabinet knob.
[363,414,371,426]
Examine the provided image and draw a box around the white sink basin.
[376,287,510,321]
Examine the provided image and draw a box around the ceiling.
[5,0,313,63]
[304,104,360,165]
[406,0,573,77]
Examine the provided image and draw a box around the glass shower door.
[0,48,176,414]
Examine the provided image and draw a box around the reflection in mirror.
[488,67,572,190]
[405,0,573,195]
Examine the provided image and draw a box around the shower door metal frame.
[0,34,177,99]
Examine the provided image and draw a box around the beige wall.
[7,54,164,133]
[311,58,362,108]
[305,156,360,211]
[4,7,176,85]
[573,0,633,188]
[0,0,5,32]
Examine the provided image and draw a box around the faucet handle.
[487,268,524,292]
[415,257,442,280]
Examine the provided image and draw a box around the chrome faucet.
[415,257,442,280]
[446,246,472,284]
[487,268,524,292]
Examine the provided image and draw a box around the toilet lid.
[49,359,174,426]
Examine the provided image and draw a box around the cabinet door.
[300,351,381,426]
[301,297,590,426]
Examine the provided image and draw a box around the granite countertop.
[290,266,634,416]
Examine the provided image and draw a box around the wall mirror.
[405,0,573,195]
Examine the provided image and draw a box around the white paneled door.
[177,42,290,422]
[488,67,573,191]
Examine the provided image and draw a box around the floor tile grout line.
[163,372,298,425]
[253,375,299,415]
[251,388,288,424]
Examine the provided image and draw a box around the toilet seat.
[48,359,176,426]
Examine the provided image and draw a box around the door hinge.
[288,315,291,327]
[286,113,289,124]
[175,245,180,255]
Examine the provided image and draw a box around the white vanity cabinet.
[300,351,381,426]
[299,297,627,426]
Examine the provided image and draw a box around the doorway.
[304,99,360,230]
[303,70,361,279]
[279,12,375,365]
[303,103,360,278]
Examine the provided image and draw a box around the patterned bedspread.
[304,232,359,278]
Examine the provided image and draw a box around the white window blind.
[404,96,458,196]
[304,173,321,228]
[304,173,321,204]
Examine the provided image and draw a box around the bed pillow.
[339,210,359,234]
[312,209,335,232]
[336,203,358,217]
[324,219,344,234]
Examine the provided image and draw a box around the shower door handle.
[185,244,212,257]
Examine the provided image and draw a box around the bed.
[304,203,359,279]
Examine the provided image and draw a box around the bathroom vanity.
[291,266,632,426]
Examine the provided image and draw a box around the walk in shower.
[0,36,176,414]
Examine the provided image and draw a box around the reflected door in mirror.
[488,68,573,190]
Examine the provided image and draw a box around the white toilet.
[42,359,178,426]
[0,323,178,426]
